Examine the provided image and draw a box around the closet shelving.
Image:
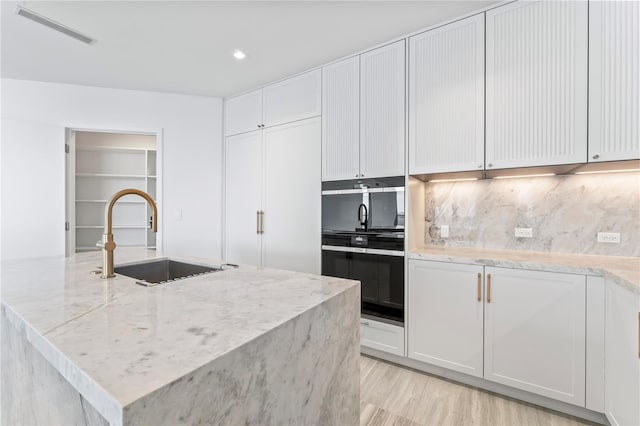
[75,146,156,252]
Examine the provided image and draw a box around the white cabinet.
[262,118,321,274]
[588,0,640,163]
[322,56,360,181]
[225,118,321,274]
[262,70,321,128]
[224,70,321,137]
[604,281,640,426]
[322,42,405,181]
[224,90,263,136]
[484,267,586,406]
[360,40,405,178]
[486,1,588,170]
[586,276,605,413]
[408,260,484,377]
[225,130,263,267]
[361,317,404,357]
[409,14,485,175]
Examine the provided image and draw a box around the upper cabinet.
[224,89,263,136]
[588,1,640,163]
[485,1,588,170]
[360,40,406,179]
[262,70,322,128]
[409,14,485,175]
[224,70,321,136]
[322,56,360,180]
[322,41,405,181]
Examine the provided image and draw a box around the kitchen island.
[1,249,360,425]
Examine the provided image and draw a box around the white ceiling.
[1,1,499,98]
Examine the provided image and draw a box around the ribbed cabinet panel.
[322,57,360,181]
[360,40,406,178]
[486,1,588,169]
[409,14,485,175]
[589,0,640,162]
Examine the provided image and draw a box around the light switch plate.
[440,225,449,238]
[515,227,533,238]
[597,232,620,243]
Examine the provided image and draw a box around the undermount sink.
[114,258,221,286]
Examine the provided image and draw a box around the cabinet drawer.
[361,318,404,356]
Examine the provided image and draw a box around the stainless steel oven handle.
[321,245,404,257]
[321,186,404,195]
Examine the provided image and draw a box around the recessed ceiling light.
[15,5,95,45]
[233,50,246,60]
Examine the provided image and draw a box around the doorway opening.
[65,129,161,256]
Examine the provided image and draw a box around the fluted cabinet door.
[486,1,588,170]
[322,57,360,181]
[409,14,485,175]
[360,40,405,178]
[589,0,640,162]
[225,131,262,267]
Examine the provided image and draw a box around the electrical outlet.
[597,232,620,243]
[514,227,533,238]
[440,225,449,238]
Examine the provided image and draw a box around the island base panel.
[122,285,361,425]
[1,309,109,426]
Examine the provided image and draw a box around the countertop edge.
[1,301,124,424]
[407,250,639,294]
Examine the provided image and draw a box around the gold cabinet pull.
[259,211,265,234]
[477,272,482,302]
[256,210,261,234]
[487,273,492,303]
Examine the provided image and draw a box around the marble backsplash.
[423,172,640,257]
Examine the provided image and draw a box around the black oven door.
[322,249,404,324]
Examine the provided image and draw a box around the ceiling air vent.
[15,5,95,45]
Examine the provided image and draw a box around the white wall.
[1,78,223,261]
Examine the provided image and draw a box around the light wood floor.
[360,355,594,426]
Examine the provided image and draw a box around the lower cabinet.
[408,260,484,377]
[604,281,640,426]
[484,267,586,406]
[360,317,404,357]
[407,260,587,407]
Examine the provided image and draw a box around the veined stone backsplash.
[424,172,640,257]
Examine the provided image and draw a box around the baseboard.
[361,346,609,426]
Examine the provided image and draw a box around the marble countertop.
[409,246,640,294]
[1,249,359,423]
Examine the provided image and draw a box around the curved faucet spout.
[99,189,158,279]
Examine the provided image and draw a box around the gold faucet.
[98,189,158,279]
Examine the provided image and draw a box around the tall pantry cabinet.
[224,70,321,274]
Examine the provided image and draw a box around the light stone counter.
[1,249,361,425]
[409,245,640,294]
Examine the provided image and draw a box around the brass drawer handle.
[487,273,492,303]
[477,272,482,302]
[256,210,260,234]
[259,211,265,234]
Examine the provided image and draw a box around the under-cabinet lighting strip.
[493,173,556,180]
[575,169,640,175]
[428,178,479,183]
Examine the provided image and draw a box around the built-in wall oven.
[321,177,405,325]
